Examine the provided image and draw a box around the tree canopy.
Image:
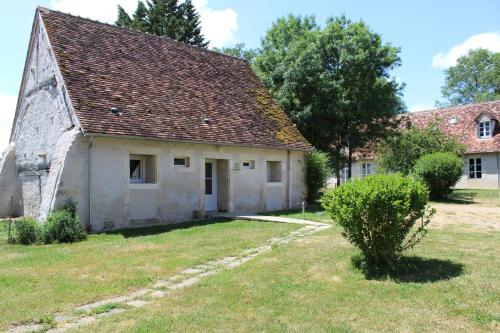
[376,123,466,175]
[254,15,405,181]
[116,0,208,48]
[439,48,500,106]
[211,43,258,63]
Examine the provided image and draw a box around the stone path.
[7,217,331,333]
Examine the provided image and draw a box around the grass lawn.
[72,203,499,333]
[447,189,500,206]
[0,219,299,329]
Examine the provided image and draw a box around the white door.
[204,160,217,211]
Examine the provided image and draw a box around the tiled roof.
[354,100,500,160]
[38,8,311,150]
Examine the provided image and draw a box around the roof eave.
[82,132,312,152]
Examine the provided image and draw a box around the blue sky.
[0,0,499,151]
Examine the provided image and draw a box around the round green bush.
[306,151,331,203]
[412,152,463,199]
[14,218,42,245]
[322,174,433,266]
[44,210,87,244]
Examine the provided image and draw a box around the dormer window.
[478,120,491,138]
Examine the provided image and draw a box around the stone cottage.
[0,8,311,231]
[340,101,500,189]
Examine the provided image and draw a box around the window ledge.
[266,182,283,187]
[129,183,159,190]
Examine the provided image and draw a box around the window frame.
[469,158,482,179]
[478,120,492,138]
[129,155,145,183]
[361,163,374,178]
[266,161,282,183]
[129,154,157,184]
[173,156,190,168]
[242,160,255,170]
[340,166,349,184]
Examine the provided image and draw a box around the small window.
[267,161,282,183]
[478,121,491,138]
[362,163,374,177]
[242,160,255,170]
[340,166,349,184]
[469,158,482,179]
[130,154,156,183]
[174,157,190,167]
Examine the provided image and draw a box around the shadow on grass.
[102,218,233,238]
[352,255,464,283]
[431,191,479,205]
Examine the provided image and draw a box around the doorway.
[204,160,217,211]
[204,159,229,212]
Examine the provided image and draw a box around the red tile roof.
[354,100,500,160]
[38,8,311,150]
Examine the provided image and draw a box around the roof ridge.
[409,99,500,114]
[37,6,250,64]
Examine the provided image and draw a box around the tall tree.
[179,0,208,47]
[131,1,150,32]
[212,43,258,63]
[115,0,208,48]
[254,15,404,183]
[439,48,500,106]
[116,6,132,27]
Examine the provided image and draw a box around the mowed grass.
[74,206,499,333]
[0,219,299,329]
[448,189,500,206]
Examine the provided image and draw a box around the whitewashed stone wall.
[0,14,80,218]
[82,137,306,231]
[456,153,500,190]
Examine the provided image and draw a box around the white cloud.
[0,94,17,153]
[432,32,500,69]
[192,0,237,47]
[409,104,432,112]
[51,0,238,47]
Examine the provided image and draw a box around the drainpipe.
[88,138,93,230]
[287,150,292,209]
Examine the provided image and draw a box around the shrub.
[60,198,78,219]
[376,124,466,175]
[412,152,464,199]
[44,209,87,244]
[13,218,42,245]
[306,151,331,203]
[322,174,434,267]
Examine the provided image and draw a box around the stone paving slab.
[213,213,329,226]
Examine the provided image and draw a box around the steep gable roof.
[354,100,500,160]
[37,8,311,150]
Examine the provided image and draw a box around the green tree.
[377,122,466,175]
[440,48,500,106]
[115,0,208,48]
[131,1,150,32]
[178,0,208,47]
[305,151,331,203]
[254,15,404,184]
[116,5,132,27]
[212,43,258,63]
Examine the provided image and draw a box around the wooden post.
[302,201,305,220]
